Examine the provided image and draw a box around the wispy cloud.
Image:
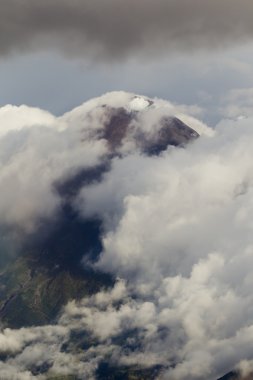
[2,92,253,379]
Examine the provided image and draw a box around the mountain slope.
[0,92,200,330]
[0,92,205,380]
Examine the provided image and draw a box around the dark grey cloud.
[1,0,253,60]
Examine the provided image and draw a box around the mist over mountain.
[0,91,253,380]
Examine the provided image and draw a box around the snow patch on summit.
[128,97,151,112]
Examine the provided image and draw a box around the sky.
[1,0,253,126]
[2,2,253,380]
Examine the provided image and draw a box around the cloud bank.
[0,92,207,230]
[1,92,253,379]
[1,0,253,60]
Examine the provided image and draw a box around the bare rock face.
[98,103,199,156]
[102,107,133,151]
[141,116,199,155]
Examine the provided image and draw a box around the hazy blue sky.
[2,1,253,126]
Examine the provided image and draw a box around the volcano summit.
[1,92,250,380]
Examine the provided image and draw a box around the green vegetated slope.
[0,251,161,380]
[47,365,160,380]
[47,376,78,380]
[0,205,112,328]
[0,252,109,328]
[96,364,162,380]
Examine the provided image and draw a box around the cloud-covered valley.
[1,92,253,379]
